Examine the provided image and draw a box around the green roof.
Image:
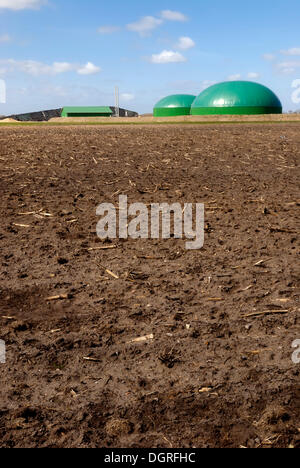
[154,94,196,117]
[61,106,113,117]
[191,81,282,115]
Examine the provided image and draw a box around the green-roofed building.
[153,94,196,117]
[191,81,282,115]
[61,106,113,118]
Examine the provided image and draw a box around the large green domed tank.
[154,94,196,117]
[191,81,282,115]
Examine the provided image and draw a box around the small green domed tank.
[154,94,196,117]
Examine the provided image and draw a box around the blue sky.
[1,0,300,114]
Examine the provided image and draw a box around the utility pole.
[115,86,120,117]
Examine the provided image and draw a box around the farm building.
[2,106,139,121]
[61,106,138,118]
[153,94,196,117]
[6,109,62,122]
[61,106,113,118]
[191,81,282,115]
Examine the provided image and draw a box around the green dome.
[154,94,196,117]
[191,81,282,115]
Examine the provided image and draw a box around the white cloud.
[51,62,75,74]
[177,36,195,50]
[121,93,135,102]
[280,68,296,75]
[248,72,260,79]
[1,59,74,76]
[0,0,46,10]
[0,59,101,76]
[0,34,11,43]
[77,62,101,75]
[263,53,276,61]
[281,47,300,56]
[161,10,188,22]
[98,26,120,34]
[277,61,300,74]
[127,16,163,37]
[150,50,186,64]
[227,74,242,81]
[126,10,187,37]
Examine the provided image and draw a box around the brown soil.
[0,124,299,448]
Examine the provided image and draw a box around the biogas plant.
[1,80,284,122]
[153,81,283,117]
